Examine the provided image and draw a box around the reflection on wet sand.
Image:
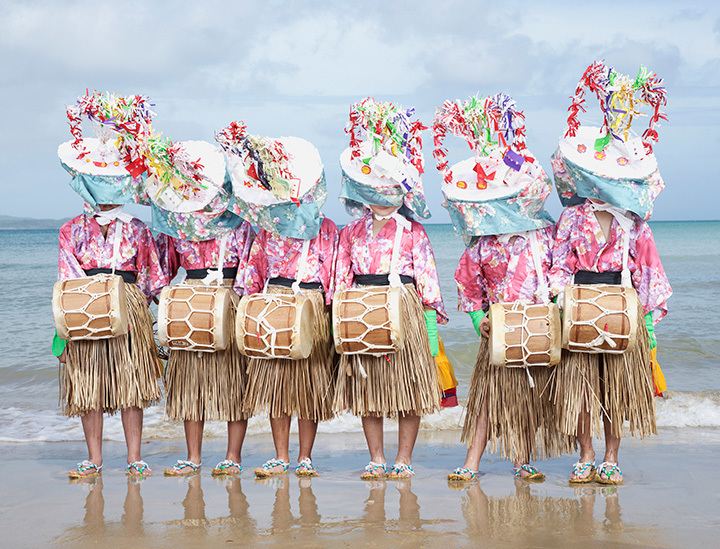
[461,481,637,545]
[254,475,322,539]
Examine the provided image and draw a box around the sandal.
[126,460,152,477]
[211,460,243,476]
[163,460,201,477]
[254,458,289,478]
[68,460,102,479]
[360,461,387,480]
[569,461,596,484]
[388,463,415,479]
[595,462,623,485]
[295,458,318,478]
[447,467,477,481]
[514,464,545,481]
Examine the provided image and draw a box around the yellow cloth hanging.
[651,346,667,396]
[435,335,458,392]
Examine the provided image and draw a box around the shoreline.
[1,427,718,547]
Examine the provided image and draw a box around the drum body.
[332,286,404,355]
[158,284,232,352]
[489,302,561,367]
[52,274,128,340]
[562,284,638,354]
[236,293,314,360]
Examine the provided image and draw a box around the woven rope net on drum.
[338,289,398,355]
[568,288,631,353]
[168,285,223,352]
[243,294,302,356]
[61,275,120,338]
[502,302,553,367]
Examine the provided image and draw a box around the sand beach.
[1,425,719,548]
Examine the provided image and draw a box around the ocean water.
[0,222,718,443]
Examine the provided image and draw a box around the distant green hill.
[0,215,70,230]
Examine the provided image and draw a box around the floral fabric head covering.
[58,90,155,206]
[339,98,430,220]
[552,61,667,220]
[433,93,554,246]
[216,121,326,240]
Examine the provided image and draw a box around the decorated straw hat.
[216,121,327,240]
[146,138,243,241]
[551,61,667,219]
[58,91,155,206]
[339,98,430,220]
[433,94,554,244]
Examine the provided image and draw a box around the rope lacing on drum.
[567,287,631,354]
[336,287,403,356]
[242,294,302,357]
[58,274,121,338]
[164,285,226,352]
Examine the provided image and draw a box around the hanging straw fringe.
[549,302,656,439]
[333,285,441,418]
[461,338,574,461]
[242,286,337,421]
[60,284,162,417]
[163,280,248,422]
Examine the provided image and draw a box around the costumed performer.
[433,93,573,482]
[54,91,166,478]
[216,121,339,478]
[332,98,448,480]
[548,61,671,484]
[147,137,256,477]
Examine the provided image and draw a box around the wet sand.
[1,427,718,547]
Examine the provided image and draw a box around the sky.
[0,0,718,224]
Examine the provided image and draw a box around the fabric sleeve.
[242,229,269,296]
[135,226,169,302]
[58,221,85,280]
[548,208,578,297]
[232,222,256,296]
[411,224,449,324]
[455,244,487,313]
[333,226,355,295]
[319,219,340,305]
[630,220,672,322]
[153,233,180,282]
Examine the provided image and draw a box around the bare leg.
[297,418,318,462]
[461,401,489,474]
[601,416,622,482]
[255,416,291,475]
[77,408,103,474]
[392,413,420,477]
[121,406,151,476]
[570,407,596,481]
[361,416,386,464]
[184,419,204,465]
[226,419,248,464]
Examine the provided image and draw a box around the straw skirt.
[164,280,248,422]
[60,283,162,417]
[461,337,573,461]
[242,286,337,421]
[550,302,656,440]
[333,284,441,418]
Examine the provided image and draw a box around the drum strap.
[111,220,123,274]
[528,231,549,304]
[589,201,633,287]
[291,240,311,295]
[387,213,411,288]
[203,232,231,286]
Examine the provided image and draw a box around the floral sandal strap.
[450,467,476,479]
[364,461,387,475]
[572,461,595,477]
[262,458,289,472]
[126,460,151,475]
[214,459,242,473]
[390,463,415,477]
[514,464,542,477]
[173,460,201,472]
[597,462,623,480]
[296,458,315,472]
[76,460,102,474]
